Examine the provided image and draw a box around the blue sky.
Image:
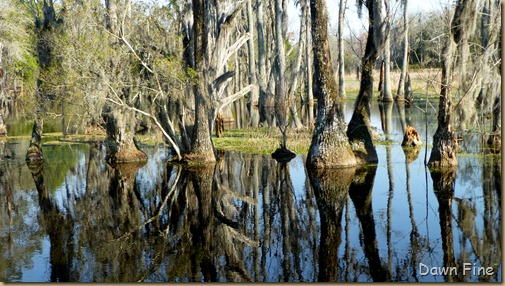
[287,0,453,40]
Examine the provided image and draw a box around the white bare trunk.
[381,0,393,102]
[247,0,259,106]
[396,0,408,101]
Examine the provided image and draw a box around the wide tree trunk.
[346,0,381,164]
[306,0,357,168]
[105,108,147,164]
[396,0,408,101]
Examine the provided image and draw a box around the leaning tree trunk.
[428,0,475,167]
[346,0,383,164]
[306,0,357,169]
[396,0,408,101]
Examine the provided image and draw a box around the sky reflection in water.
[0,101,501,282]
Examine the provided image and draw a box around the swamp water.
[0,101,501,282]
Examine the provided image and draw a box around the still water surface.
[0,101,501,282]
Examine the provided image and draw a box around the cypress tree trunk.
[26,119,44,166]
[428,0,475,167]
[104,0,146,164]
[306,0,357,168]
[427,38,458,167]
[105,108,147,164]
[274,0,288,149]
[346,0,380,164]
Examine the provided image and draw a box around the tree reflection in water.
[28,161,74,282]
[0,139,500,282]
[308,167,353,282]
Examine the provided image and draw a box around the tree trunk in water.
[0,112,6,136]
[396,0,408,101]
[103,0,146,164]
[105,108,147,164]
[189,81,216,163]
[274,0,289,150]
[26,119,44,166]
[27,0,59,166]
[337,0,347,99]
[428,38,458,167]
[286,4,307,130]
[346,0,380,164]
[428,0,475,167]
[306,0,357,168]
[257,0,268,124]
[247,0,259,108]
[487,94,501,151]
[381,34,393,101]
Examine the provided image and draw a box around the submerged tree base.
[428,128,459,168]
[487,134,501,153]
[180,152,217,165]
[107,147,148,164]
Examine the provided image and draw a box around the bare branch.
[218,84,253,110]
[223,33,250,66]
[105,94,182,160]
